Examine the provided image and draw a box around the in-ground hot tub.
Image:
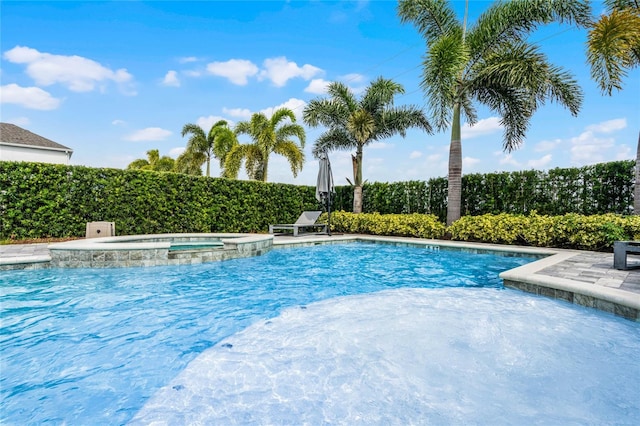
[48,233,273,268]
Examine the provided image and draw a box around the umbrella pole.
[327,194,331,236]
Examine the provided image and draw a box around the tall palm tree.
[587,0,640,213]
[224,108,306,181]
[181,120,237,177]
[303,77,432,213]
[398,0,591,225]
[127,149,175,172]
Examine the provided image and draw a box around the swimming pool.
[1,243,639,424]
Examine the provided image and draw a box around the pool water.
[1,243,638,424]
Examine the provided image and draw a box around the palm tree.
[174,149,204,176]
[586,0,639,213]
[398,0,591,225]
[127,149,175,172]
[224,108,306,181]
[181,120,237,177]
[303,77,432,213]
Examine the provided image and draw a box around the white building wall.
[0,144,71,165]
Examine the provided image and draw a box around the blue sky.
[1,0,638,186]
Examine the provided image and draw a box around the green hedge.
[332,160,634,220]
[0,162,320,239]
[448,212,640,251]
[1,159,636,246]
[328,211,446,239]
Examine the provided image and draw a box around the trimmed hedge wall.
[0,162,320,239]
[332,160,634,220]
[0,159,635,244]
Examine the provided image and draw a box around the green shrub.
[450,212,636,250]
[448,213,527,244]
[329,211,446,239]
[0,161,320,239]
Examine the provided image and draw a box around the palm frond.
[275,123,306,149]
[587,7,640,95]
[303,98,350,128]
[311,129,356,158]
[270,107,297,126]
[273,140,305,177]
[361,77,405,112]
[397,0,459,45]
[326,81,359,112]
[421,29,467,131]
[243,145,264,180]
[468,0,590,57]
[347,109,376,145]
[222,145,249,179]
[472,42,583,116]
[377,106,432,139]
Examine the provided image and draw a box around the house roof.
[0,122,73,152]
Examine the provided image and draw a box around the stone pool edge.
[45,233,273,268]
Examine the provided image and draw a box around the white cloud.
[0,83,61,110]
[3,45,134,93]
[5,116,30,126]
[534,138,562,152]
[368,142,392,150]
[616,145,632,160]
[124,127,172,142]
[499,153,521,167]
[461,116,503,139]
[195,115,233,131]
[409,151,422,159]
[260,98,307,121]
[304,78,331,94]
[340,73,366,84]
[162,70,180,87]
[462,156,481,170]
[569,118,628,165]
[258,57,323,87]
[586,118,626,133]
[222,107,252,119]
[112,119,126,126]
[527,154,552,169]
[179,56,198,64]
[404,152,447,180]
[570,131,615,164]
[169,147,186,157]
[206,59,258,85]
[184,70,202,78]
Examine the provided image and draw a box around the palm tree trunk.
[635,131,640,214]
[262,155,269,182]
[353,146,364,213]
[206,157,211,177]
[447,102,463,226]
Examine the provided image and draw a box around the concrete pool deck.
[1,234,639,321]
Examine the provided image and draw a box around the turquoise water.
[1,243,639,424]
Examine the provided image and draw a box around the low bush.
[449,212,639,251]
[328,211,447,239]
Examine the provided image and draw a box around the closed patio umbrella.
[315,151,334,236]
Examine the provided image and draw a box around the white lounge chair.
[268,211,327,237]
